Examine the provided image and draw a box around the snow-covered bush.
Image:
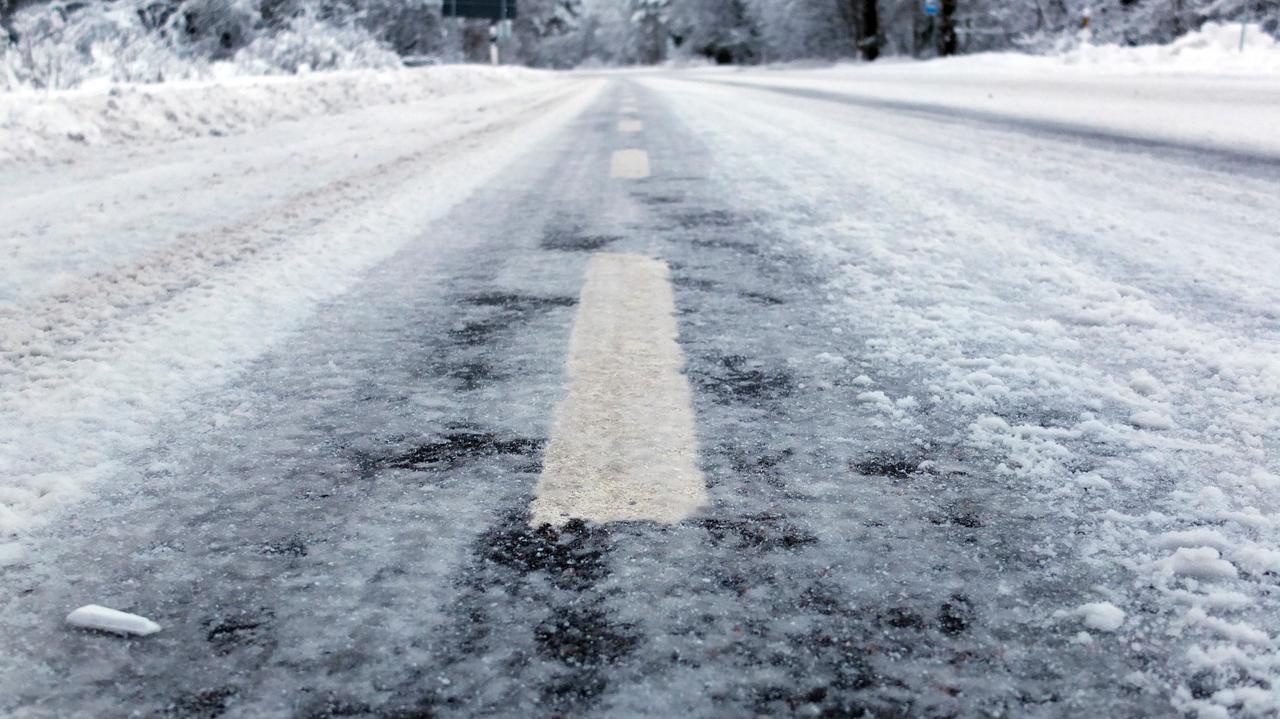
[2,0,200,89]
[0,0,400,91]
[231,8,399,75]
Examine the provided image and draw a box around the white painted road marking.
[619,119,643,133]
[610,149,650,179]
[530,253,707,527]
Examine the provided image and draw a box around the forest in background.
[3,0,1278,89]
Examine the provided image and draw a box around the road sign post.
[442,0,515,64]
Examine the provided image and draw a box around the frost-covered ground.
[1,44,1279,718]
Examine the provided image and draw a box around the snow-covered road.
[1,67,1278,718]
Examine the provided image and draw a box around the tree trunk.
[859,0,880,60]
[939,0,958,56]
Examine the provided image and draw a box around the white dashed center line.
[530,253,707,527]
[618,119,643,133]
[610,149,650,179]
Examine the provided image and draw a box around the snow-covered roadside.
[693,23,1280,160]
[0,64,551,165]
[0,76,601,560]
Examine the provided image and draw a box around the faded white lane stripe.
[610,149,650,179]
[530,253,707,527]
[618,119,643,133]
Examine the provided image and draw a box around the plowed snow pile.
[0,65,550,165]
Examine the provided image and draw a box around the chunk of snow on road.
[1075,473,1113,492]
[1079,602,1125,632]
[1128,369,1162,397]
[65,605,161,636]
[1161,547,1238,581]
[1129,410,1176,431]
[1183,607,1271,646]
[856,391,890,405]
[1234,546,1280,575]
[1156,528,1231,552]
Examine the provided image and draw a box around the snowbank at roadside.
[916,22,1280,77]
[0,65,551,166]
[1061,22,1280,75]
[698,23,1280,160]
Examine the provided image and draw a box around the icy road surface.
[2,71,1279,718]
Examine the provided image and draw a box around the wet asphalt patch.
[540,228,622,252]
[928,499,986,529]
[381,429,542,472]
[689,236,762,256]
[739,290,784,305]
[851,454,923,480]
[691,353,795,406]
[635,192,684,206]
[205,614,272,655]
[381,516,637,718]
[429,288,578,394]
[700,513,817,551]
[533,605,639,668]
[258,536,309,557]
[671,209,754,229]
[670,275,718,292]
[462,293,577,310]
[159,687,239,719]
[449,293,577,347]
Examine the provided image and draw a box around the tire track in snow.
[0,80,604,543]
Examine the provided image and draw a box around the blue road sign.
[924,0,940,16]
